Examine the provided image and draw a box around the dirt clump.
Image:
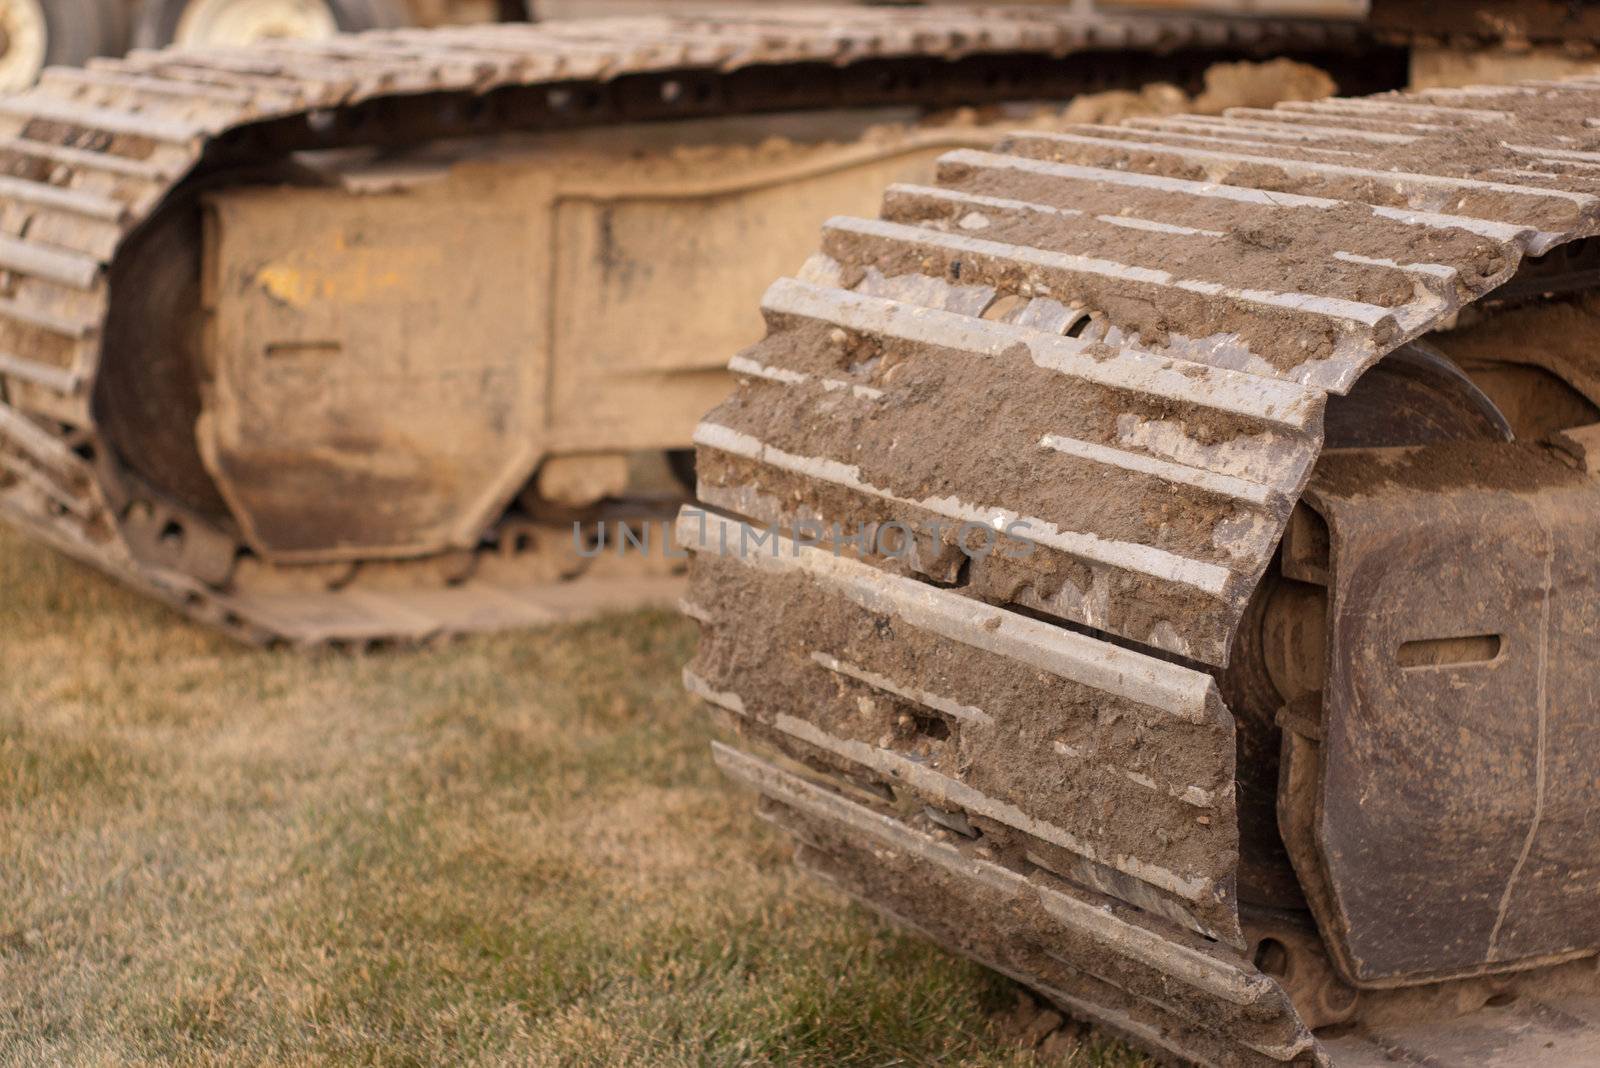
[992,990,1093,1062]
[1194,58,1337,113]
[1062,82,1190,125]
[1059,59,1335,126]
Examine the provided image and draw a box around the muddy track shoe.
[684,73,1600,1065]
[0,7,1375,647]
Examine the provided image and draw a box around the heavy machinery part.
[534,2,1374,18]
[139,0,411,50]
[1113,1,1368,15]
[188,115,1068,561]
[683,72,1600,1064]
[0,9,1378,647]
[0,0,1373,89]
[0,0,128,92]
[1368,0,1600,47]
[1366,1,1600,94]
[1283,451,1600,986]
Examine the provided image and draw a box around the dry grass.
[0,524,1148,1067]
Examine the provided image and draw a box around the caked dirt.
[1005,77,1600,237]
[717,314,1294,568]
[687,50,1600,1067]
[933,150,1518,287]
[1057,58,1336,125]
[1310,439,1585,497]
[824,73,1600,402]
[821,216,1363,372]
[698,311,1304,662]
[688,550,1236,876]
[706,68,1600,675]
[769,799,1297,1056]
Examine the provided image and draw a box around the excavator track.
[683,75,1600,1064]
[0,6,1374,648]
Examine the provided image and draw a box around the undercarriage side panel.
[203,184,547,560]
[1298,447,1600,985]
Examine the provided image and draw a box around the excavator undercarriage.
[0,2,1596,1063]
[0,8,1384,646]
[683,74,1600,1065]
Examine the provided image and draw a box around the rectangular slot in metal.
[1397,633,1503,668]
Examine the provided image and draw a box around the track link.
[0,7,1370,646]
[685,74,1600,1064]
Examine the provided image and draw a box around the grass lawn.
[0,523,1148,1066]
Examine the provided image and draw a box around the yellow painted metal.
[200,112,1042,562]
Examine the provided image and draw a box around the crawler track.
[0,7,1371,646]
[684,75,1600,1064]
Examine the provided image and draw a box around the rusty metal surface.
[0,7,1373,645]
[686,72,1600,1064]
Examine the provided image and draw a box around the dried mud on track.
[1058,58,1336,125]
[0,525,1147,1066]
